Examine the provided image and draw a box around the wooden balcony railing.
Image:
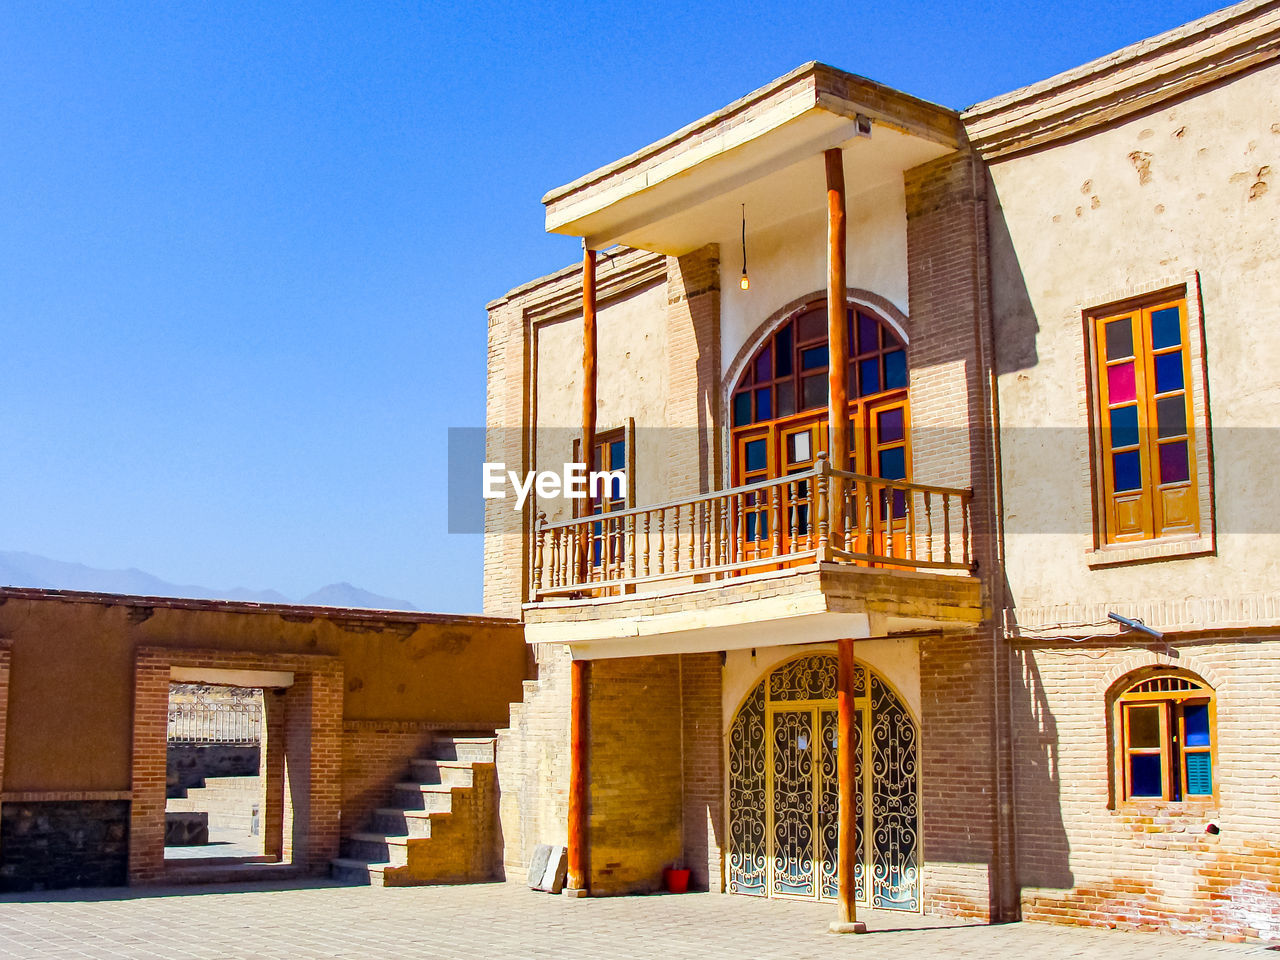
[530,453,973,600]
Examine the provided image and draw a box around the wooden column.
[825,148,849,552]
[566,657,590,894]
[832,637,867,932]
[567,243,596,895]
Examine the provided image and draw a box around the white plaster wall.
[987,65,1280,629]
[722,636,921,733]
[717,178,910,381]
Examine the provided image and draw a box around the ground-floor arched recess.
[727,652,919,910]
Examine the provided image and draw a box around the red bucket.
[663,867,691,893]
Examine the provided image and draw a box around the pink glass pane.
[1107,362,1137,404]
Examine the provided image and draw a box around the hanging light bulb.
[739,203,750,291]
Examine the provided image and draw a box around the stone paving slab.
[0,880,1272,960]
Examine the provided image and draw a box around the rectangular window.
[574,426,633,570]
[1117,684,1214,803]
[1091,295,1199,545]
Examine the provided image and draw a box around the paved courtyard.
[0,880,1273,960]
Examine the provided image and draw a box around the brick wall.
[494,643,572,883]
[1012,637,1280,941]
[664,244,722,495]
[483,295,529,618]
[587,654,684,895]
[680,652,724,892]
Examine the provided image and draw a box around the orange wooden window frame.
[1091,295,1199,545]
[1113,675,1216,804]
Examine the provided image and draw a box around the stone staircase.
[331,735,498,887]
[167,775,261,834]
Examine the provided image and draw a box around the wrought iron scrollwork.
[870,675,919,910]
[728,682,767,896]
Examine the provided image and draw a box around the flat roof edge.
[0,586,518,626]
[963,0,1280,156]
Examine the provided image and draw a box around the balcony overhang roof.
[542,62,963,256]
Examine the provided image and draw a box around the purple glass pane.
[1108,362,1137,404]
[755,344,772,382]
[877,408,905,443]
[858,312,878,354]
[1159,441,1190,484]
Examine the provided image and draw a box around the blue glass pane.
[746,512,768,542]
[745,439,767,473]
[1129,754,1163,797]
[1113,450,1142,492]
[1150,306,1182,350]
[801,345,828,371]
[746,513,757,542]
[1184,703,1210,747]
[733,392,752,426]
[878,446,906,480]
[775,325,793,377]
[859,357,880,396]
[1155,351,1184,393]
[884,350,907,390]
[1109,405,1139,449]
[610,441,625,471]
[1185,752,1213,795]
[755,387,771,421]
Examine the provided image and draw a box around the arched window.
[1114,671,1215,802]
[730,302,909,488]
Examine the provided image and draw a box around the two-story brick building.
[483,0,1280,941]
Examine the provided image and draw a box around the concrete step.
[426,737,495,764]
[340,832,412,865]
[391,783,456,813]
[372,808,434,838]
[331,857,379,885]
[407,759,474,787]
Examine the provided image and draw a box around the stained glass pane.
[1150,306,1182,350]
[1185,752,1212,795]
[755,387,772,421]
[1156,396,1187,439]
[797,310,824,342]
[860,357,880,397]
[858,312,879,354]
[1109,405,1139,449]
[884,350,907,390]
[1184,703,1211,747]
[802,345,828,371]
[733,392,752,427]
[755,344,772,382]
[802,375,827,410]
[1155,352,1184,393]
[1113,450,1142,492]
[744,439,767,474]
[775,325,793,377]
[1107,362,1137,404]
[1129,753,1163,797]
[777,382,796,418]
[1159,441,1189,484]
[610,440,625,471]
[878,408,905,443]
[1127,705,1161,748]
[1105,318,1134,360]
[878,446,906,480]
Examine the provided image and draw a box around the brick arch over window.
[1101,652,1226,696]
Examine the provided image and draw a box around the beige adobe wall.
[986,63,1280,632]
[1013,637,1280,940]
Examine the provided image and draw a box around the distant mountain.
[300,582,418,611]
[0,550,417,611]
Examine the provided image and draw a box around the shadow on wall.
[986,172,1039,378]
[1010,650,1074,892]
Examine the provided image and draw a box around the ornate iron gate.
[727,653,919,910]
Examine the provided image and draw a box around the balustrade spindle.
[943,496,953,565]
[962,494,972,567]
[643,512,651,578]
[673,504,681,573]
[925,493,935,563]
[771,484,783,558]
[788,480,798,552]
[533,513,546,596]
[816,463,830,557]
[688,503,696,571]
[658,509,666,574]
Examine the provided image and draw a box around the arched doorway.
[727,653,920,911]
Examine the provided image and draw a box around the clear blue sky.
[0,0,1222,612]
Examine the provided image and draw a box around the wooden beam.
[825,148,848,551]
[832,636,867,933]
[566,657,590,894]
